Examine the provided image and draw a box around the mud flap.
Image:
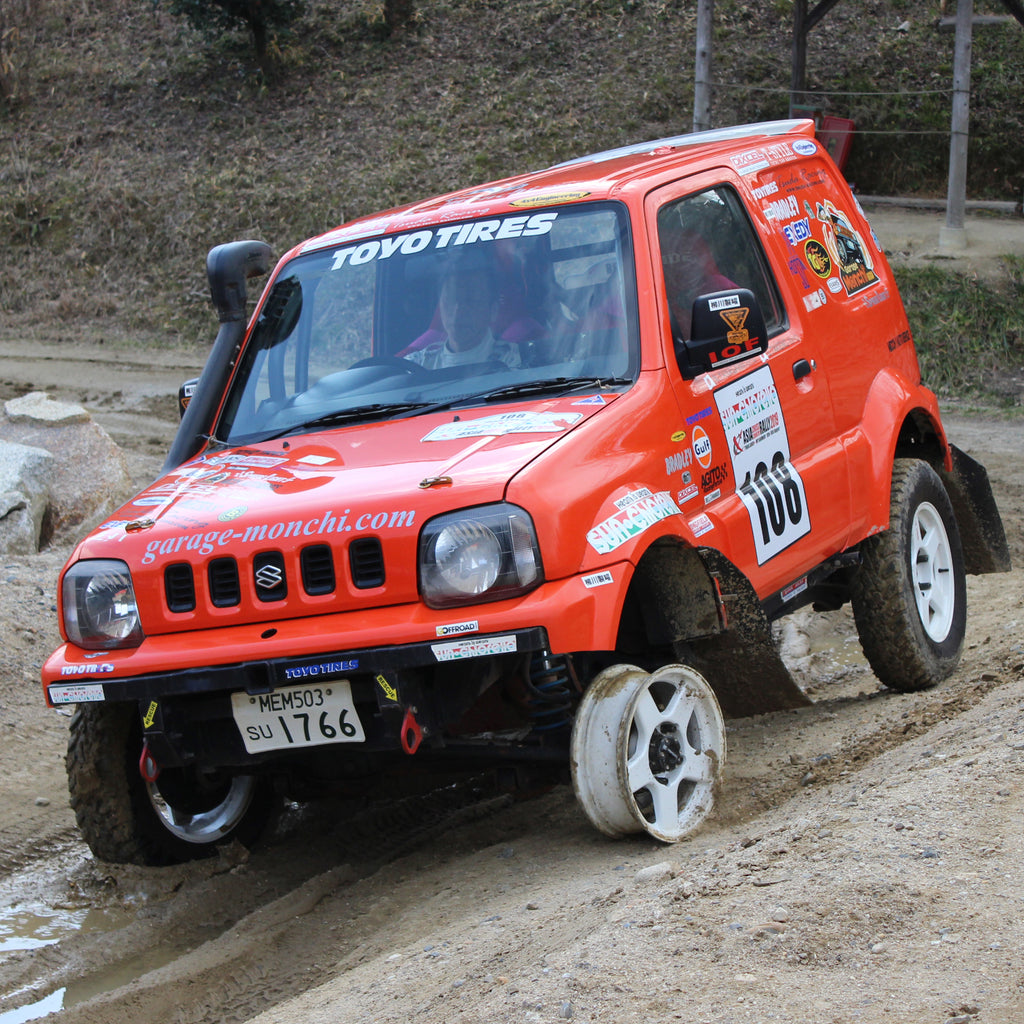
[680,550,811,718]
[940,445,1012,574]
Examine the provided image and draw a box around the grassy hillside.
[0,0,1021,352]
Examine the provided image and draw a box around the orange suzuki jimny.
[43,121,1010,864]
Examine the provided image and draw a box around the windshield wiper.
[480,376,632,403]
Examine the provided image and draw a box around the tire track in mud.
[0,779,515,1024]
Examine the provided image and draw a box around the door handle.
[793,358,815,381]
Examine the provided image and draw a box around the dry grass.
[0,0,1021,349]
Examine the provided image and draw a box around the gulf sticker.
[692,426,713,469]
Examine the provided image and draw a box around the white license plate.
[231,680,365,754]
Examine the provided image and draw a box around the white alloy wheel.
[910,500,956,643]
[571,664,726,842]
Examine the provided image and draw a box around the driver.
[406,260,522,370]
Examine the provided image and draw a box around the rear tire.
[67,702,276,865]
[851,459,966,692]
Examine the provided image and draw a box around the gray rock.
[635,861,674,886]
[0,442,54,554]
[5,391,90,425]
[0,392,131,544]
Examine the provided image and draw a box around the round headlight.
[433,519,502,596]
[63,559,144,649]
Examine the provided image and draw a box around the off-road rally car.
[43,120,1010,865]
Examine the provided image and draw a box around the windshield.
[216,202,638,444]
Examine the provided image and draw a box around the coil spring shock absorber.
[526,652,579,731]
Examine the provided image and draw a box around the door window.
[657,186,784,342]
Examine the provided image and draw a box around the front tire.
[67,702,276,865]
[851,458,967,692]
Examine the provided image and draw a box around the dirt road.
[1,207,1023,1024]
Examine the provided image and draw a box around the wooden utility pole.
[693,0,713,132]
[941,0,974,249]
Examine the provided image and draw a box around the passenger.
[660,226,736,339]
[405,263,522,370]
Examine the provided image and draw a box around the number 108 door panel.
[650,173,853,595]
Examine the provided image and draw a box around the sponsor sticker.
[670,430,687,443]
[48,683,104,704]
[781,576,809,602]
[422,411,582,441]
[827,277,843,293]
[804,239,832,278]
[587,488,682,554]
[708,294,742,312]
[283,659,360,681]
[677,484,699,504]
[582,570,614,589]
[692,426,713,469]
[508,191,591,208]
[803,289,827,312]
[60,662,114,676]
[714,365,811,564]
[436,620,479,638]
[792,139,817,156]
[432,635,518,662]
[690,513,715,537]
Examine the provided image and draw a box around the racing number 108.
[739,451,803,545]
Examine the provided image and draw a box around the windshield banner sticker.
[422,411,582,442]
[714,365,810,564]
[329,213,558,271]
[587,488,682,554]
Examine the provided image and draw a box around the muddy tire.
[67,702,276,866]
[851,459,966,692]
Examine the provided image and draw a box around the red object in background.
[819,116,855,170]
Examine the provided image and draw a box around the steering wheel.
[349,355,429,377]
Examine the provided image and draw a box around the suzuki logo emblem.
[255,563,283,590]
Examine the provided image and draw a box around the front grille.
[349,537,385,589]
[301,544,336,595]
[253,551,288,602]
[164,563,196,613]
[208,557,241,607]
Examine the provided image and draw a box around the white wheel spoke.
[630,688,663,746]
[647,777,680,829]
[627,748,656,792]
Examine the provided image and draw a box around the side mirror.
[676,288,768,379]
[178,378,198,420]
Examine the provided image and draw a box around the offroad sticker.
[422,411,582,441]
[714,365,810,565]
[436,620,479,637]
[586,488,682,554]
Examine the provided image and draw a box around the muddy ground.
[1,208,1023,1024]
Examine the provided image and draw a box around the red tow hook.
[139,742,160,783]
[400,707,423,755]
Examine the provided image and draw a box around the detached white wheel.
[570,664,726,842]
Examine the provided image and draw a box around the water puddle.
[0,849,167,1022]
